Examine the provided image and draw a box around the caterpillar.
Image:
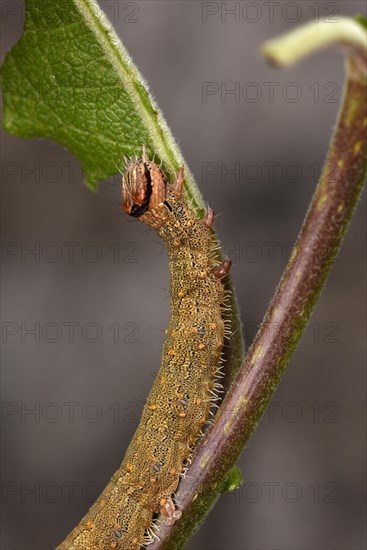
[56,147,231,550]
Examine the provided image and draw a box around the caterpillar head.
[122,145,168,217]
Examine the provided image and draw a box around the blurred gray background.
[1,1,366,549]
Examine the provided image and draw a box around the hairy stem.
[149,19,367,550]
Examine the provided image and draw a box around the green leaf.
[220,465,243,494]
[0,0,200,198]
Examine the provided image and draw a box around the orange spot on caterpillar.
[168,349,175,356]
[126,463,133,471]
[211,323,217,330]
[178,291,184,298]
[175,391,183,398]
[179,412,187,417]
[110,543,117,549]
[148,404,157,410]
[86,521,94,529]
[199,270,207,278]
[160,498,167,506]
[196,398,202,405]
[150,477,157,483]
[198,343,206,350]
[173,240,180,246]
[170,467,176,475]
[159,377,166,385]
[171,329,176,336]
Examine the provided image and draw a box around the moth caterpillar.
[57,147,231,549]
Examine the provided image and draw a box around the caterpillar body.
[57,148,231,550]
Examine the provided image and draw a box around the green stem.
[149,19,367,550]
[262,16,367,66]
